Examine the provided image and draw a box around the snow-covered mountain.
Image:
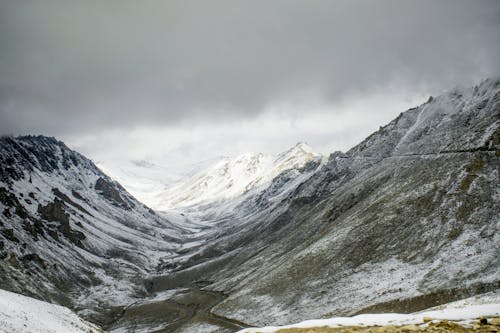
[96,156,221,210]
[0,136,193,323]
[103,142,322,212]
[144,78,500,328]
[154,142,321,211]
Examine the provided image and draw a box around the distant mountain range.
[0,78,498,332]
[99,142,322,211]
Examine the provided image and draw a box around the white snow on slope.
[152,142,321,210]
[238,291,500,332]
[0,289,103,333]
[99,142,320,211]
[96,157,219,209]
[0,137,192,317]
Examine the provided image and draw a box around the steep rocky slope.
[0,136,192,321]
[146,78,499,329]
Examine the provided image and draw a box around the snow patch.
[0,288,102,333]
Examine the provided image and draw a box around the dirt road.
[107,288,252,333]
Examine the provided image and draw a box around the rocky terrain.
[0,78,498,332]
[0,135,202,322]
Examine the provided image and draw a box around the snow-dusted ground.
[238,291,500,332]
[0,289,102,333]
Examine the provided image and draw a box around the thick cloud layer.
[1,0,499,136]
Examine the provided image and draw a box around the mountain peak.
[276,142,318,165]
[292,141,313,153]
[149,143,322,210]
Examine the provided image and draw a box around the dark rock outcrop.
[95,177,130,209]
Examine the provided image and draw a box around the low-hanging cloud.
[1,0,499,136]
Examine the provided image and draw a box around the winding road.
[107,288,252,333]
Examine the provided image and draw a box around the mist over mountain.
[0,78,498,332]
[2,0,500,331]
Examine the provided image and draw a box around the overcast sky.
[1,0,499,168]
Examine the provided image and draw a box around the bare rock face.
[35,199,82,247]
[94,177,130,209]
[38,199,70,225]
[37,199,86,248]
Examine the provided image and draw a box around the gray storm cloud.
[1,0,499,135]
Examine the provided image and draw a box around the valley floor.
[1,287,500,333]
[106,288,250,333]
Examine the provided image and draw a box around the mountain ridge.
[146,141,322,211]
[142,77,499,327]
